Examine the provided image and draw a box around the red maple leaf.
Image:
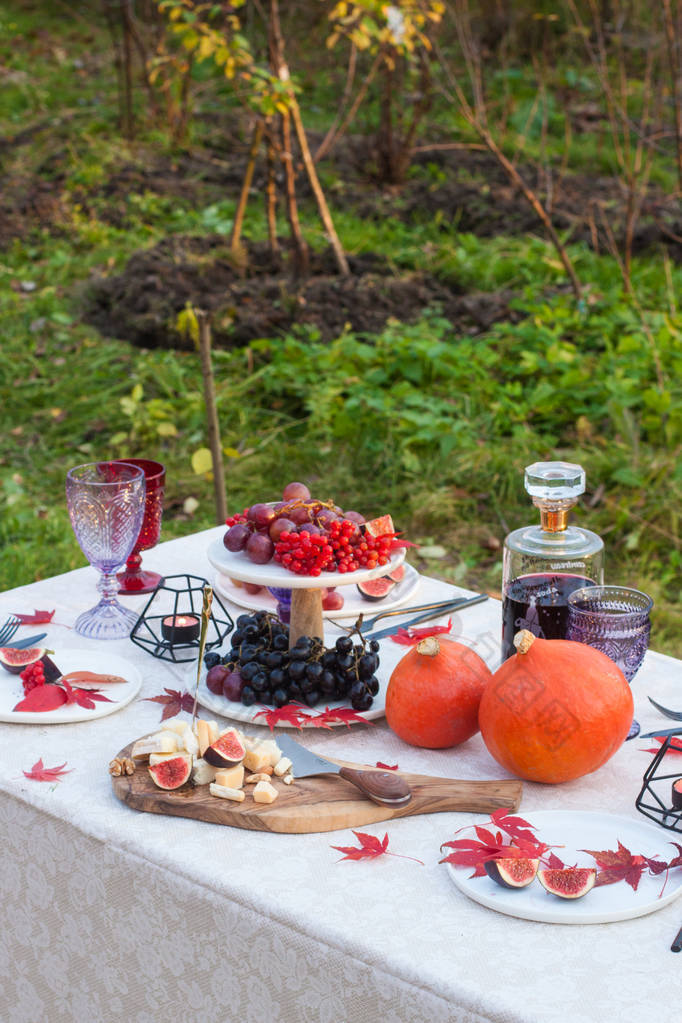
[14,685,68,713]
[143,689,198,721]
[253,703,312,730]
[61,678,114,710]
[331,830,423,864]
[581,840,650,891]
[391,619,453,645]
[23,758,71,782]
[640,736,682,755]
[440,812,564,877]
[309,707,375,729]
[13,610,55,625]
[376,761,399,770]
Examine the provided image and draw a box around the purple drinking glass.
[66,462,146,640]
[112,459,166,594]
[566,585,653,739]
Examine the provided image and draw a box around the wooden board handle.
[338,766,412,806]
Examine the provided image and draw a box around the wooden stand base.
[289,588,323,647]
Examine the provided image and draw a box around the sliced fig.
[203,728,246,768]
[148,753,192,790]
[386,563,405,583]
[484,857,539,889]
[356,577,397,602]
[362,514,395,538]
[0,647,46,674]
[538,867,596,899]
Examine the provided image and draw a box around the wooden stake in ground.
[195,309,227,524]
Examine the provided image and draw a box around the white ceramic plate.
[206,536,406,589]
[0,649,143,724]
[445,810,682,924]
[213,563,420,619]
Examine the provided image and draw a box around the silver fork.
[333,596,474,633]
[0,615,20,646]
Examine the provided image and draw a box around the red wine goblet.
[113,459,166,594]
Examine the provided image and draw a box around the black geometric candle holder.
[130,573,233,664]
[635,731,682,833]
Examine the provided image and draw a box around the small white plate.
[213,563,420,619]
[0,649,143,724]
[445,810,682,924]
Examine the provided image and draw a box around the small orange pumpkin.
[478,630,633,784]
[385,636,492,748]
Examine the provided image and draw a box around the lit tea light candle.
[161,614,200,643]
[672,778,682,811]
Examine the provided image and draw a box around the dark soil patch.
[82,236,521,348]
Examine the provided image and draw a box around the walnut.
[109,756,135,777]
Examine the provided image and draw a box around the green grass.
[1,0,681,658]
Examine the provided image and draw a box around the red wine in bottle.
[501,573,596,662]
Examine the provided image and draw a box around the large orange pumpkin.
[385,636,492,748]
[478,630,633,784]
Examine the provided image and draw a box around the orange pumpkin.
[478,630,633,784]
[385,636,492,748]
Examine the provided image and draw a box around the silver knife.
[275,733,412,807]
[364,593,488,641]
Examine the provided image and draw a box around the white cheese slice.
[191,759,218,786]
[209,783,245,802]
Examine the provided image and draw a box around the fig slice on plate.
[484,857,540,889]
[356,577,397,602]
[537,867,597,899]
[0,647,61,682]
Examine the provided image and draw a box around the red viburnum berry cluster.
[274,519,394,576]
[20,661,46,695]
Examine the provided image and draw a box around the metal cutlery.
[364,593,488,642]
[2,632,48,650]
[349,596,481,634]
[0,615,20,646]
[275,733,412,807]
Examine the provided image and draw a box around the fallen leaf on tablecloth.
[12,609,55,624]
[13,684,68,713]
[253,703,312,730]
[640,736,682,755]
[23,758,71,782]
[391,618,453,645]
[440,810,565,877]
[331,830,423,864]
[143,688,197,721]
[61,678,115,710]
[376,762,399,770]
[308,707,374,729]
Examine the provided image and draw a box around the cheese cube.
[243,747,273,773]
[253,780,278,804]
[273,757,292,777]
[192,759,218,786]
[195,719,211,757]
[180,726,199,757]
[209,783,245,802]
[214,764,244,790]
[164,718,188,736]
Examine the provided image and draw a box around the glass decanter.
[501,461,604,661]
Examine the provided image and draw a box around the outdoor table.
[1,525,680,1023]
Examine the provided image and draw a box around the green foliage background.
[1,1,680,655]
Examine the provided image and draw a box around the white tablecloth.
[1,527,680,1023]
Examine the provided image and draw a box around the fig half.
[537,867,596,899]
[484,857,540,889]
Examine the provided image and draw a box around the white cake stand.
[206,537,406,646]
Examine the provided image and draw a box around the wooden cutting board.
[111,739,522,834]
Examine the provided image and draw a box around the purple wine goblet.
[66,462,146,640]
[566,585,653,740]
[112,459,166,594]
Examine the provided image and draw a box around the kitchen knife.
[275,733,412,808]
[364,593,488,642]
